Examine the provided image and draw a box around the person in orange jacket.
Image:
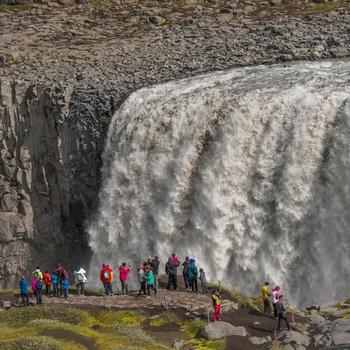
[43,269,52,297]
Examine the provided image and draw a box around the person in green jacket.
[144,265,157,299]
[188,259,198,293]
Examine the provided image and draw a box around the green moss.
[149,312,181,326]
[0,336,73,350]
[95,310,146,327]
[0,306,92,328]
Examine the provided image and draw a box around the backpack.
[103,269,110,281]
[76,273,84,283]
[61,269,68,280]
[36,280,43,290]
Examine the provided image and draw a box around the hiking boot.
[146,296,151,299]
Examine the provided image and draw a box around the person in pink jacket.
[119,262,131,294]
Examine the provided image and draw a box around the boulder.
[201,322,246,340]
[331,318,350,345]
[172,340,185,348]
[282,330,311,347]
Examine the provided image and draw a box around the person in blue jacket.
[51,271,58,297]
[19,276,30,307]
[61,275,70,299]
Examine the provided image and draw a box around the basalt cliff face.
[1,0,350,287]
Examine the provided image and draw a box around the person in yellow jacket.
[261,281,271,314]
[32,265,43,279]
[212,289,222,321]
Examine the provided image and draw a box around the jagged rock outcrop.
[0,80,122,286]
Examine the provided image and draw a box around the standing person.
[148,256,160,290]
[51,270,58,297]
[32,273,39,305]
[271,286,281,319]
[43,270,52,297]
[144,265,157,299]
[35,277,43,305]
[119,262,131,295]
[61,275,70,299]
[56,263,68,296]
[165,257,179,290]
[211,289,222,321]
[137,264,146,296]
[100,264,113,296]
[261,281,271,314]
[171,253,179,268]
[182,257,190,290]
[74,266,87,296]
[199,268,208,293]
[32,265,43,279]
[276,295,291,332]
[19,276,30,307]
[188,259,198,293]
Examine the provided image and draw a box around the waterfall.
[88,59,350,307]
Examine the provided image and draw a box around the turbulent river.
[88,59,350,308]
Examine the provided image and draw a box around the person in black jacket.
[148,256,160,290]
[182,256,190,289]
[165,257,179,290]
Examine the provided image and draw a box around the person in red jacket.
[119,262,131,294]
[43,269,52,297]
[100,264,113,296]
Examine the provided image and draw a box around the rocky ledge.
[0,0,350,285]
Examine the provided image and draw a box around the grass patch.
[95,310,146,327]
[150,312,181,326]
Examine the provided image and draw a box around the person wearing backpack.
[19,276,30,307]
[56,263,68,297]
[35,277,43,305]
[100,264,113,296]
[51,270,58,297]
[32,265,43,279]
[61,275,70,299]
[43,270,52,297]
[74,266,87,296]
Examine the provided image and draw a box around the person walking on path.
[19,276,30,307]
[43,270,52,297]
[261,281,271,314]
[74,266,87,296]
[199,268,208,293]
[119,262,131,294]
[271,286,281,319]
[138,264,147,296]
[276,295,291,332]
[51,271,58,297]
[182,256,190,290]
[100,264,113,296]
[188,259,198,293]
[144,265,157,299]
[165,257,179,290]
[148,256,160,290]
[212,289,222,321]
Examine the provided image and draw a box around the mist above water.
[89,59,350,307]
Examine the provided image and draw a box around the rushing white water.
[88,59,350,307]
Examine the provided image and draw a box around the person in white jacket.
[74,266,87,296]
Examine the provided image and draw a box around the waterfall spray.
[89,59,350,307]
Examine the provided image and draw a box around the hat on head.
[36,265,40,269]
[189,258,195,263]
